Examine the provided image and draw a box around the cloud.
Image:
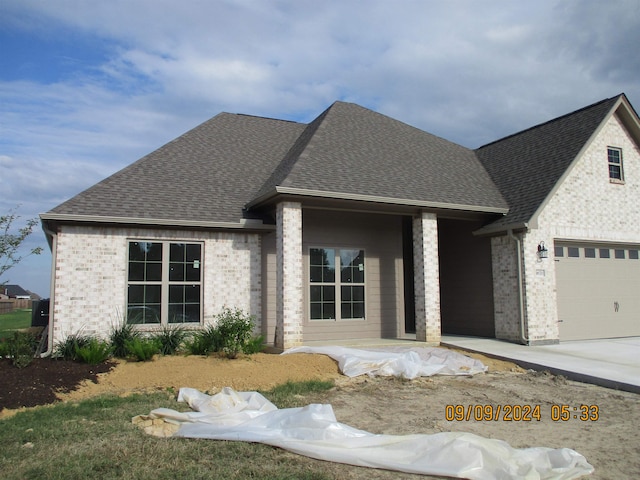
[1,0,639,296]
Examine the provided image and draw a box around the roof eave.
[39,213,275,231]
[247,186,509,215]
[473,221,530,237]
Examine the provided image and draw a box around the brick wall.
[490,235,522,342]
[51,225,261,345]
[275,202,303,350]
[492,112,640,343]
[413,212,441,343]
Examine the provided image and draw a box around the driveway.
[441,335,640,393]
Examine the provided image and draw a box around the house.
[2,284,33,299]
[40,94,640,352]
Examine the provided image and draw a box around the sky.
[1,0,639,298]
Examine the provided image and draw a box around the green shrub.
[152,325,186,355]
[6,331,38,368]
[110,321,140,358]
[124,337,159,361]
[54,333,92,361]
[216,307,255,359]
[74,338,112,365]
[184,325,221,356]
[243,334,265,354]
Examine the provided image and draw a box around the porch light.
[537,241,548,259]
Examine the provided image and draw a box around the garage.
[554,242,640,340]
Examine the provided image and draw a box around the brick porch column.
[413,212,441,343]
[275,202,304,350]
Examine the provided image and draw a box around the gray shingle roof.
[475,95,621,232]
[254,101,508,211]
[49,113,306,224]
[46,96,628,231]
[47,101,508,226]
[3,284,30,297]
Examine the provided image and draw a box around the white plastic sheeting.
[282,345,488,378]
[140,387,593,480]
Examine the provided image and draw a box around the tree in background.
[0,207,43,287]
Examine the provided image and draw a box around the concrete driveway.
[441,335,640,393]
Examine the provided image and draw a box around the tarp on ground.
[135,387,593,480]
[282,345,488,378]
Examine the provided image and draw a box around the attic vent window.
[607,147,624,182]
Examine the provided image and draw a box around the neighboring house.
[40,94,640,352]
[2,284,33,299]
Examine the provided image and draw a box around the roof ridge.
[251,104,335,198]
[234,112,302,124]
[477,95,622,150]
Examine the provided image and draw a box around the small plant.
[216,307,255,359]
[184,325,221,356]
[110,321,140,358]
[0,338,9,358]
[243,334,265,354]
[124,337,160,361]
[152,325,186,355]
[6,331,38,368]
[54,333,92,361]
[74,338,112,365]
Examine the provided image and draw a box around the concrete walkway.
[441,335,640,393]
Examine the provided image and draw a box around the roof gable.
[475,95,624,233]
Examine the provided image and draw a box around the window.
[599,248,610,259]
[554,246,564,257]
[584,248,596,258]
[615,249,626,259]
[127,241,202,325]
[567,247,580,258]
[309,247,365,320]
[629,250,639,260]
[608,147,624,181]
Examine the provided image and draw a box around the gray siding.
[438,219,495,337]
[261,231,277,344]
[302,210,405,342]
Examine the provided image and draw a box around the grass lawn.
[0,309,31,340]
[0,381,336,480]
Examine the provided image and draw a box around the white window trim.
[308,246,366,322]
[607,146,625,184]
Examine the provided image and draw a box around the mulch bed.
[0,358,115,411]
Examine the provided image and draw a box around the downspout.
[40,223,57,357]
[508,229,529,345]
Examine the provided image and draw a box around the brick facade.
[413,212,441,343]
[50,225,261,346]
[275,202,304,349]
[491,113,640,344]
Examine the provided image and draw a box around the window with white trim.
[127,241,202,324]
[608,147,624,181]
[309,247,365,321]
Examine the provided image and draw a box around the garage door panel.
[555,242,640,340]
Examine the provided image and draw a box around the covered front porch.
[263,201,496,351]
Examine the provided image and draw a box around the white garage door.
[555,242,640,340]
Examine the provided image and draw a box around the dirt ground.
[1,349,639,479]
